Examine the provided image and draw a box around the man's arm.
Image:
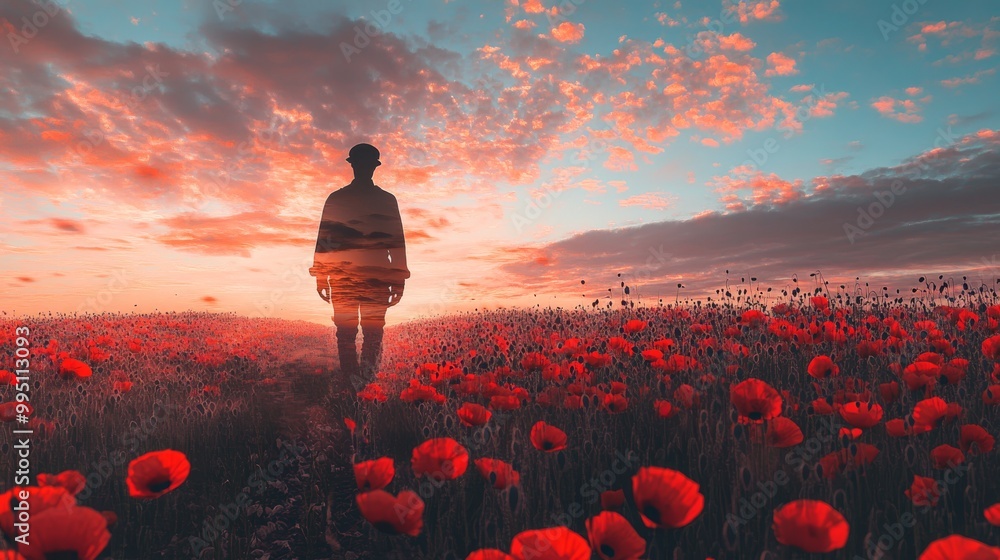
[311,193,338,301]
[387,194,410,282]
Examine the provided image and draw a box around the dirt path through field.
[263,332,375,559]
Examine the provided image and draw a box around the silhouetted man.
[309,143,409,390]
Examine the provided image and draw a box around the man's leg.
[331,299,360,391]
[359,302,388,380]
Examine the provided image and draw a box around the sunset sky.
[2,0,999,326]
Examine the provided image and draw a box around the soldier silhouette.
[309,143,409,389]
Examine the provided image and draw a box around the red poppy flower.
[510,527,592,560]
[772,500,849,553]
[0,486,75,537]
[631,466,704,529]
[623,320,647,334]
[912,397,950,428]
[654,400,676,418]
[601,393,628,413]
[17,505,110,560]
[100,510,117,528]
[959,424,995,455]
[586,511,646,560]
[810,398,836,415]
[354,457,394,491]
[730,378,783,424]
[607,337,634,356]
[838,427,863,440]
[563,395,583,410]
[641,349,663,362]
[344,417,357,435]
[807,355,839,379]
[475,458,520,489]
[490,395,522,411]
[356,489,424,536]
[983,385,1000,405]
[457,402,492,426]
[585,351,612,368]
[112,381,133,392]
[741,309,767,326]
[358,382,389,402]
[600,489,625,511]
[885,418,932,437]
[985,504,1000,526]
[466,550,515,560]
[0,401,32,423]
[37,470,86,495]
[879,381,900,404]
[673,384,700,409]
[906,475,941,507]
[930,445,965,469]
[411,438,469,481]
[765,417,804,448]
[839,401,883,429]
[818,444,880,479]
[57,358,92,379]
[919,535,1000,559]
[400,381,446,404]
[126,449,191,499]
[531,421,568,452]
[983,335,1000,361]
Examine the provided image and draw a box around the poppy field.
[4,285,1000,559]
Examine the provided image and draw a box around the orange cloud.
[551,21,585,43]
[619,192,675,210]
[765,52,797,76]
[871,93,928,123]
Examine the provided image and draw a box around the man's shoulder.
[373,185,397,198]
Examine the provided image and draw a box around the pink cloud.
[619,192,675,210]
[717,32,756,51]
[870,93,927,123]
[941,68,996,88]
[725,0,783,24]
[712,171,805,208]
[551,21,585,43]
[522,0,546,14]
[765,52,797,76]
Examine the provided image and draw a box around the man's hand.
[317,278,331,303]
[388,284,403,307]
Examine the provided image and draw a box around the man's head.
[347,143,381,180]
